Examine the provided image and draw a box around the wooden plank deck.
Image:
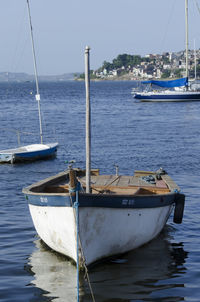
[80,174,168,189]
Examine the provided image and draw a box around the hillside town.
[92,49,200,80]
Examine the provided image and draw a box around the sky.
[1,0,200,75]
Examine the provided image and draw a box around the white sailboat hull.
[29,203,173,266]
[0,143,58,163]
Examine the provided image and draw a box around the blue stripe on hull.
[134,93,200,101]
[26,191,177,209]
[26,194,71,207]
[0,145,58,163]
[14,146,57,161]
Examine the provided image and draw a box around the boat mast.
[27,0,43,144]
[85,46,91,193]
[185,0,189,85]
[194,39,197,81]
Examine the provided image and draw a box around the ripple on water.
[0,81,200,301]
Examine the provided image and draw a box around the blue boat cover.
[141,77,188,88]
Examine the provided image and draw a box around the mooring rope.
[77,175,120,196]
[69,183,96,302]
[74,191,80,302]
[97,175,120,195]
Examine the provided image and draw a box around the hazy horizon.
[1,0,200,76]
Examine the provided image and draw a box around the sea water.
[0,81,200,301]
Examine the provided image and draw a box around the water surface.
[0,81,199,301]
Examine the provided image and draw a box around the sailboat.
[23,47,185,269]
[0,0,58,163]
[133,0,200,102]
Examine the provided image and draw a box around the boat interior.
[29,169,179,196]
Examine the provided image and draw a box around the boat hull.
[78,205,173,265]
[27,193,174,266]
[134,91,200,102]
[0,143,58,163]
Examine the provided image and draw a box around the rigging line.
[10,3,27,73]
[82,264,96,302]
[12,36,29,73]
[194,0,200,15]
[77,175,120,195]
[97,175,120,195]
[27,0,39,95]
[75,192,80,302]
[26,0,43,144]
[43,125,58,142]
[0,128,37,136]
[158,0,176,53]
[74,209,96,302]
[37,104,58,143]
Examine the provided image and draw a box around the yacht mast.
[194,39,197,80]
[27,0,43,144]
[185,0,189,84]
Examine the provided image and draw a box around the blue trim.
[26,191,179,209]
[134,93,200,101]
[78,192,175,208]
[0,144,58,163]
[15,146,57,160]
[27,194,72,206]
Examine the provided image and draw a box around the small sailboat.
[23,47,185,269]
[133,0,200,102]
[0,0,58,163]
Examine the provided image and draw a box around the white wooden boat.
[23,47,185,269]
[0,0,58,163]
[23,167,185,268]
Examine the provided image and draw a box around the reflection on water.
[27,239,77,302]
[26,226,188,302]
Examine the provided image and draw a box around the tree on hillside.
[112,54,142,68]
[161,69,171,78]
[101,61,114,72]
[146,64,154,74]
[112,54,127,68]
[174,68,182,78]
